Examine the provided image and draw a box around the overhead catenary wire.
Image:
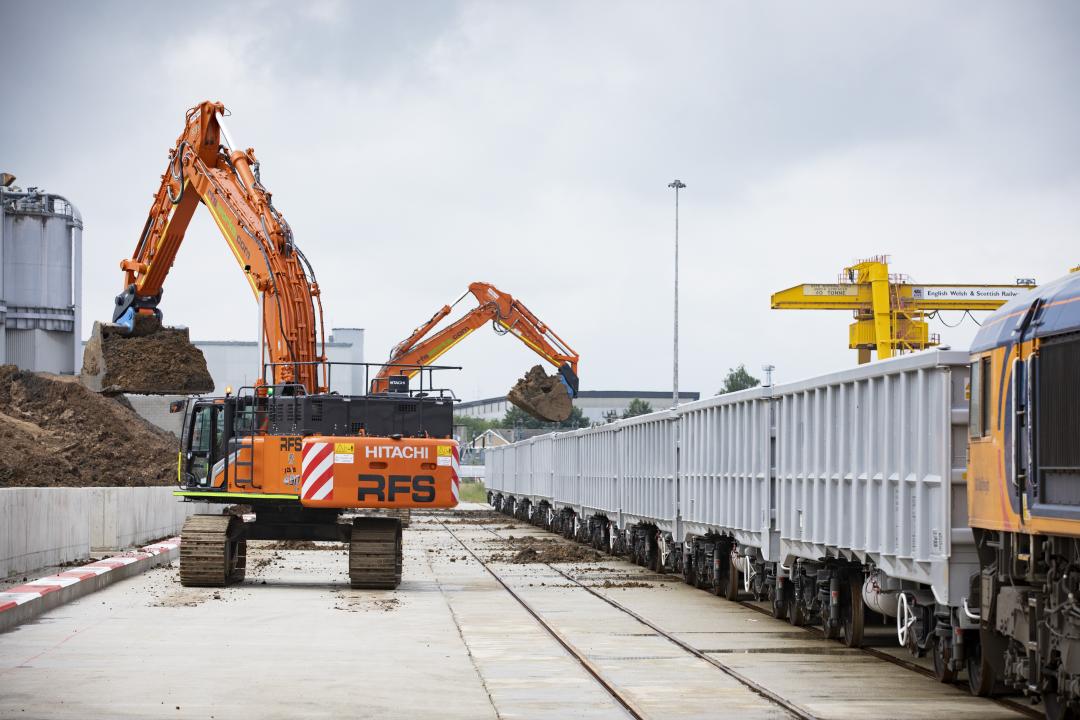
[927,309,983,328]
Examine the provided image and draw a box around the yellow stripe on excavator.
[497,320,559,368]
[173,490,299,500]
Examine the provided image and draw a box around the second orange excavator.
[372,282,580,422]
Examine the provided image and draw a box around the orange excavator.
[372,282,580,421]
[85,100,460,589]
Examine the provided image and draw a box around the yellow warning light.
[225,385,233,396]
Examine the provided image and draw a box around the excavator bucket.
[507,365,574,423]
[80,317,214,395]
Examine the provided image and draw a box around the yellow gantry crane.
[771,256,1036,363]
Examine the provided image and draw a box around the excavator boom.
[83,101,326,394]
[373,282,580,421]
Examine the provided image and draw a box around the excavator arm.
[372,282,579,398]
[112,101,325,392]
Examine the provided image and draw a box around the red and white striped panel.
[301,442,334,501]
[451,445,460,502]
[0,537,179,614]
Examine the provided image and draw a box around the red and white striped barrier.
[0,537,180,631]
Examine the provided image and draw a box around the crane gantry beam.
[771,256,1036,363]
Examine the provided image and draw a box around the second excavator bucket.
[507,365,575,423]
[80,317,214,395]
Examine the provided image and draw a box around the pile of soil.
[507,365,573,422]
[493,535,603,564]
[0,365,177,487]
[81,320,213,394]
[263,540,344,551]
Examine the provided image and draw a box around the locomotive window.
[969,356,992,439]
[970,359,983,438]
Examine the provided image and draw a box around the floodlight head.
[668,179,686,189]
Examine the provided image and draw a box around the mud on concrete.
[489,535,604,564]
[506,365,573,422]
[0,365,178,487]
[81,320,214,395]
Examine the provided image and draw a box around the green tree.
[621,398,653,419]
[717,364,761,395]
[502,405,590,430]
[454,415,500,441]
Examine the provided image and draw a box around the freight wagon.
[487,350,975,680]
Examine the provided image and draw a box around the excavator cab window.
[184,402,221,487]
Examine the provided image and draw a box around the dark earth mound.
[0,366,177,487]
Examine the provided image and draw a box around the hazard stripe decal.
[301,442,334,501]
[451,445,461,502]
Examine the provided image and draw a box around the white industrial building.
[194,328,364,394]
[456,390,700,424]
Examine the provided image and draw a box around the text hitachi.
[364,446,430,460]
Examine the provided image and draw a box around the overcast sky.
[2,1,1078,401]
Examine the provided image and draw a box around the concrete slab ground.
[0,505,1037,719]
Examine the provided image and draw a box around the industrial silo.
[0,174,82,374]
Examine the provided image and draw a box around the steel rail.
[451,519,813,720]
[437,520,647,720]
[466,508,1040,720]
[731,599,1042,720]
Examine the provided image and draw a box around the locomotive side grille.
[1039,333,1080,505]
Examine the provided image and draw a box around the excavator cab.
[181,400,226,488]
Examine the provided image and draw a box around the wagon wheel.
[787,584,806,626]
[967,626,1008,697]
[770,581,789,621]
[1044,688,1080,720]
[723,552,741,601]
[840,572,864,648]
[931,635,957,684]
[710,545,726,596]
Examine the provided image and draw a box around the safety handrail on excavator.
[371,281,580,398]
[111,100,326,393]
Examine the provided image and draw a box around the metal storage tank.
[0,175,83,374]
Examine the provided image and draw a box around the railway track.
[730,599,1043,720]
[444,512,1041,720]
[438,519,814,720]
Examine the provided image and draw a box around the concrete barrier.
[1,487,212,579]
[0,488,89,579]
[0,537,180,633]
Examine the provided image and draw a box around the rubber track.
[349,517,402,589]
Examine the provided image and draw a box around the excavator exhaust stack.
[80,318,214,395]
[507,364,577,423]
